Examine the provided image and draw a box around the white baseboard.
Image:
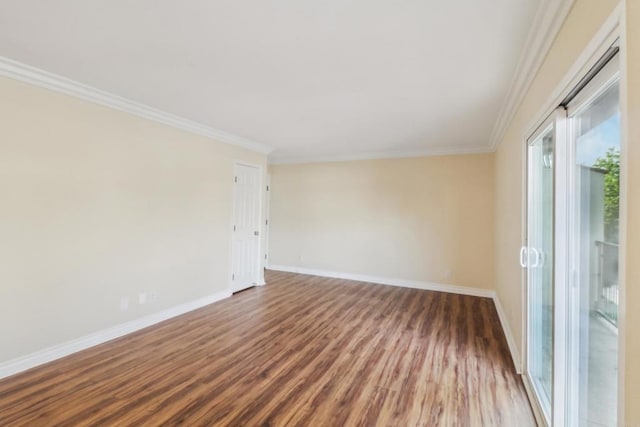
[492,294,523,374]
[0,289,232,380]
[521,368,547,426]
[267,264,522,373]
[267,264,494,298]
[1,269,523,380]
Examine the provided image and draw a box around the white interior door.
[231,163,261,292]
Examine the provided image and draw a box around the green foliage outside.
[593,148,620,243]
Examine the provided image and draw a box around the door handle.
[530,247,541,268]
[520,246,528,268]
[254,231,260,236]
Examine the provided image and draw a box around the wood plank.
[0,271,535,426]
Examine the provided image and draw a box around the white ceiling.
[0,0,540,163]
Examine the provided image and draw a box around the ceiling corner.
[488,0,576,150]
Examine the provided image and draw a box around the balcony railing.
[595,240,619,327]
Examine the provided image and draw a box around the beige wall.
[268,154,495,290]
[622,0,639,423]
[494,0,618,365]
[0,76,266,364]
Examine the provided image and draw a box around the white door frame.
[264,174,271,269]
[553,107,569,427]
[518,7,621,426]
[229,161,264,292]
[523,111,564,427]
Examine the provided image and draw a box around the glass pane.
[527,124,555,421]
[571,80,620,427]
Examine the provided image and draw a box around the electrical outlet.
[120,297,129,311]
[148,292,158,303]
[138,292,147,305]
[444,270,453,280]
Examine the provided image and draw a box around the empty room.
[0,0,638,426]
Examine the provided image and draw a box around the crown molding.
[0,56,273,154]
[0,0,575,160]
[489,0,576,150]
[268,145,494,165]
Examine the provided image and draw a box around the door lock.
[254,231,260,236]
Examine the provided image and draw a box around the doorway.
[231,163,262,293]
[523,52,621,426]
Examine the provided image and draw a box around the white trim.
[523,110,559,426]
[490,0,576,149]
[521,105,530,389]
[523,4,622,144]
[264,174,271,271]
[0,290,232,380]
[0,56,272,155]
[617,4,628,424]
[493,293,523,374]
[267,264,494,298]
[522,372,550,427]
[552,107,569,427]
[566,53,620,116]
[268,264,523,373]
[268,145,493,165]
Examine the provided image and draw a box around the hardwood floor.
[0,271,535,426]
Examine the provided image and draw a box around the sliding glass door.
[566,55,620,427]
[524,51,620,427]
